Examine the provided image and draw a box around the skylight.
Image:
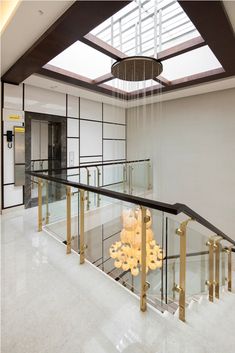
[103,79,161,93]
[91,0,200,56]
[47,40,113,80]
[162,45,223,81]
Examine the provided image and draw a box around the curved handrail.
[26,169,235,246]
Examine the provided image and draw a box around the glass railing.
[27,159,234,322]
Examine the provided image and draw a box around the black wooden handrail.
[27,158,150,174]
[26,169,235,247]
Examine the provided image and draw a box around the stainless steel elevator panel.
[14,126,25,186]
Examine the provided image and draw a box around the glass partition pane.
[82,190,165,312]
[43,180,67,244]
[131,161,152,196]
[186,225,209,299]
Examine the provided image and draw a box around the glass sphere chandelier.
[109,207,165,276]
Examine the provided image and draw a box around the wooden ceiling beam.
[2,1,130,84]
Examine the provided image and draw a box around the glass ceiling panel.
[47,41,113,80]
[103,79,161,93]
[161,45,222,81]
[91,0,200,56]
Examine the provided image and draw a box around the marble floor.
[1,207,235,353]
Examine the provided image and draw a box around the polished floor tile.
[1,207,235,353]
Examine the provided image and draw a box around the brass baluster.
[206,237,215,302]
[66,186,72,254]
[79,189,85,264]
[175,218,193,322]
[38,178,43,232]
[140,206,147,312]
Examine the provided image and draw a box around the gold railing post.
[214,236,222,299]
[228,246,232,292]
[123,164,127,193]
[79,189,85,264]
[38,178,43,232]
[175,219,191,322]
[147,162,152,190]
[96,167,101,207]
[140,206,147,312]
[206,237,214,302]
[45,180,49,224]
[66,186,72,254]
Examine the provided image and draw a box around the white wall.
[1,83,126,210]
[127,88,235,238]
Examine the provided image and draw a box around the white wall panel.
[4,83,23,110]
[67,138,79,167]
[103,104,125,124]
[80,98,102,121]
[103,140,125,161]
[103,123,125,139]
[4,139,14,184]
[80,121,102,156]
[68,95,78,118]
[4,185,23,208]
[25,85,66,116]
[67,118,79,138]
[3,120,23,134]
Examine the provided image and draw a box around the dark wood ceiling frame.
[2,1,131,84]
[38,67,129,100]
[130,68,227,99]
[158,36,205,61]
[178,0,235,75]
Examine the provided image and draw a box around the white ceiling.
[0,0,74,75]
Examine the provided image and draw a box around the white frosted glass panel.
[4,83,23,110]
[103,123,125,139]
[103,104,125,124]
[67,138,79,167]
[25,85,66,116]
[80,121,102,156]
[4,139,14,183]
[68,95,78,118]
[67,118,79,138]
[4,185,23,208]
[80,98,102,121]
[80,156,102,164]
[103,140,125,160]
[104,79,160,93]
[47,40,112,79]
[162,46,222,81]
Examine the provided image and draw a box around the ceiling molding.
[1,1,130,84]
[178,0,235,75]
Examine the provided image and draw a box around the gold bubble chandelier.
[109,207,165,276]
